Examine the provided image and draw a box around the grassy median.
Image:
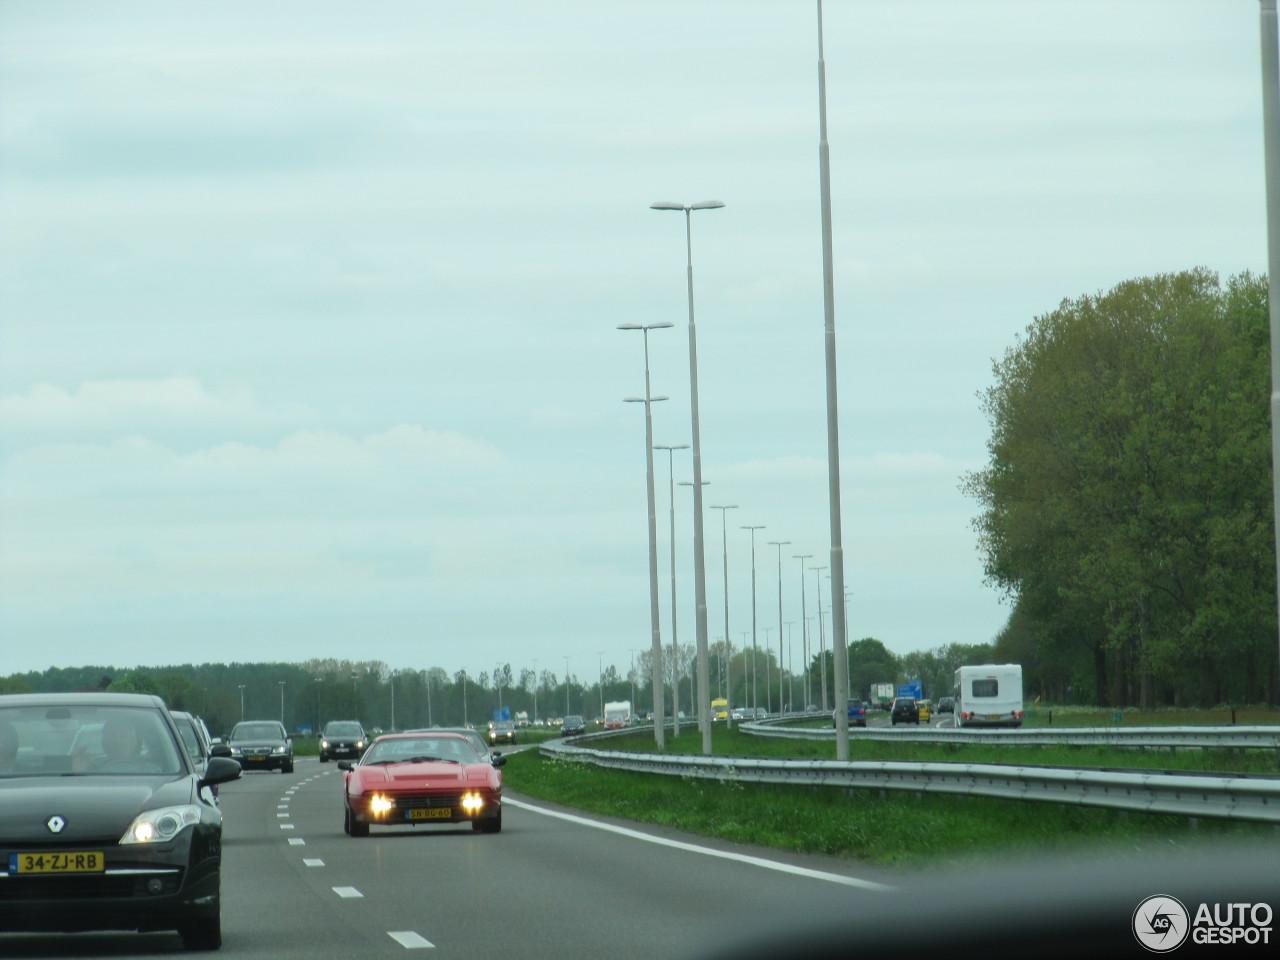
[501,722,1280,868]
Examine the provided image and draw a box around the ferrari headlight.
[121,805,203,844]
[370,794,394,815]
[461,792,485,812]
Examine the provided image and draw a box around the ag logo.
[45,816,66,834]
[1133,895,1190,952]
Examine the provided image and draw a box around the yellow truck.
[710,698,729,722]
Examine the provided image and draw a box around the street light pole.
[238,685,245,722]
[655,443,690,737]
[741,525,765,714]
[563,656,570,718]
[651,199,724,756]
[597,651,604,723]
[792,555,813,708]
[1260,0,1280,691]
[619,320,673,749]
[709,504,738,726]
[531,658,538,726]
[810,565,829,711]
[815,0,850,759]
[278,681,286,726]
[767,540,791,714]
[785,621,796,712]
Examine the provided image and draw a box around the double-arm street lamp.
[708,504,738,724]
[792,554,813,709]
[655,443,690,737]
[650,199,724,755]
[767,540,791,714]
[620,320,672,748]
[810,565,829,711]
[741,525,765,713]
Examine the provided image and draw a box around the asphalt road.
[2,754,899,959]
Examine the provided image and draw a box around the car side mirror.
[492,754,507,768]
[337,760,354,771]
[210,743,232,759]
[201,756,242,788]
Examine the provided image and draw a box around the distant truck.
[954,664,1024,728]
[514,711,530,728]
[870,683,895,710]
[603,700,632,729]
[710,698,729,722]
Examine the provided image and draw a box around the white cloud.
[0,378,312,436]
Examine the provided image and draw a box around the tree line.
[0,638,996,733]
[965,268,1278,707]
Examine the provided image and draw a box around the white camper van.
[953,664,1024,728]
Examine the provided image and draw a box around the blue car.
[835,698,867,728]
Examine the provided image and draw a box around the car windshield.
[231,722,285,740]
[325,723,363,737]
[0,704,184,778]
[363,736,480,764]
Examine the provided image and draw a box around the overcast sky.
[0,1,1269,685]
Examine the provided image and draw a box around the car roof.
[0,692,167,709]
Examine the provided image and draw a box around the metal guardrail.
[741,716,1280,749]
[541,727,1280,824]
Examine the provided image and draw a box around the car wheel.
[346,806,369,838]
[179,913,221,951]
[476,806,502,834]
[319,755,328,763]
[282,760,293,773]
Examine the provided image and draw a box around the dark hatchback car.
[890,697,920,725]
[318,721,366,763]
[487,720,517,746]
[560,715,586,736]
[0,692,241,950]
[226,720,293,773]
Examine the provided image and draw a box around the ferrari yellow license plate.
[406,808,451,820]
[11,852,104,874]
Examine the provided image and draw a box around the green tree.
[964,269,1276,706]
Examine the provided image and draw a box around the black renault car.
[226,719,293,773]
[0,692,241,950]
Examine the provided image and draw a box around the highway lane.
[2,756,899,959]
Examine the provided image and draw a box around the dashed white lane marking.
[388,931,434,949]
[288,838,305,846]
[332,886,363,899]
[504,797,895,892]
[303,859,325,868]
[277,813,290,818]
[279,823,295,830]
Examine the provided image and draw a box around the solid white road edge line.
[504,797,895,891]
[388,931,435,949]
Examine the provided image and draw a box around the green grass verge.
[501,722,1280,868]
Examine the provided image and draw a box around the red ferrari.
[338,731,505,837]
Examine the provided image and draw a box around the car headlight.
[273,746,287,754]
[356,740,365,749]
[121,805,203,844]
[461,792,485,812]
[370,794,394,815]
[228,746,242,756]
[321,740,330,749]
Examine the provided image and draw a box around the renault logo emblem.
[45,816,66,834]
